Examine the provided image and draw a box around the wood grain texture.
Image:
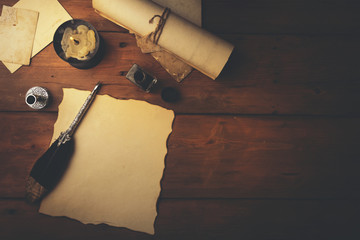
[4,0,360,34]
[0,199,359,240]
[1,0,360,239]
[66,0,360,34]
[203,0,360,35]
[0,0,124,32]
[1,113,360,199]
[1,33,359,115]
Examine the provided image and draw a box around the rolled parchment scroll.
[92,0,234,80]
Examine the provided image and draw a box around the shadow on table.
[216,47,250,82]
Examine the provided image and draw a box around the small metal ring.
[25,86,49,110]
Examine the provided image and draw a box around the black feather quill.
[26,82,101,203]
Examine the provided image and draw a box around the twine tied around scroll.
[147,7,171,45]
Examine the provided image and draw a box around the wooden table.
[1,0,360,239]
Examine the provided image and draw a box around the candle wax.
[61,25,96,60]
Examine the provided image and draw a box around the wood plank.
[58,0,126,32]
[0,0,360,35]
[156,199,360,240]
[0,0,125,32]
[59,0,360,35]
[61,0,360,35]
[203,0,360,35]
[1,33,359,115]
[1,113,359,199]
[0,113,57,199]
[0,199,359,239]
[163,115,360,199]
[0,199,153,240]
[4,0,359,34]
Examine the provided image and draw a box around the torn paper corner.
[135,34,162,53]
[40,88,174,235]
[0,5,17,25]
[151,51,193,82]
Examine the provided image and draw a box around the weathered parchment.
[39,88,174,235]
[0,6,38,65]
[2,0,72,73]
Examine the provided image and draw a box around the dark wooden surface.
[1,0,360,239]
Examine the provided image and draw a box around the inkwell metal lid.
[25,86,49,110]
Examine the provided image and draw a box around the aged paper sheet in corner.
[0,6,38,65]
[2,0,72,73]
[39,89,174,235]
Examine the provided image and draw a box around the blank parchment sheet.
[39,88,175,235]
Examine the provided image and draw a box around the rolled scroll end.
[25,176,48,204]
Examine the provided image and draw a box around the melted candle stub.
[61,25,96,60]
[54,19,104,69]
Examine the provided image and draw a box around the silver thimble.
[25,86,49,110]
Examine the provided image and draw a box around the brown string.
[148,7,171,45]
